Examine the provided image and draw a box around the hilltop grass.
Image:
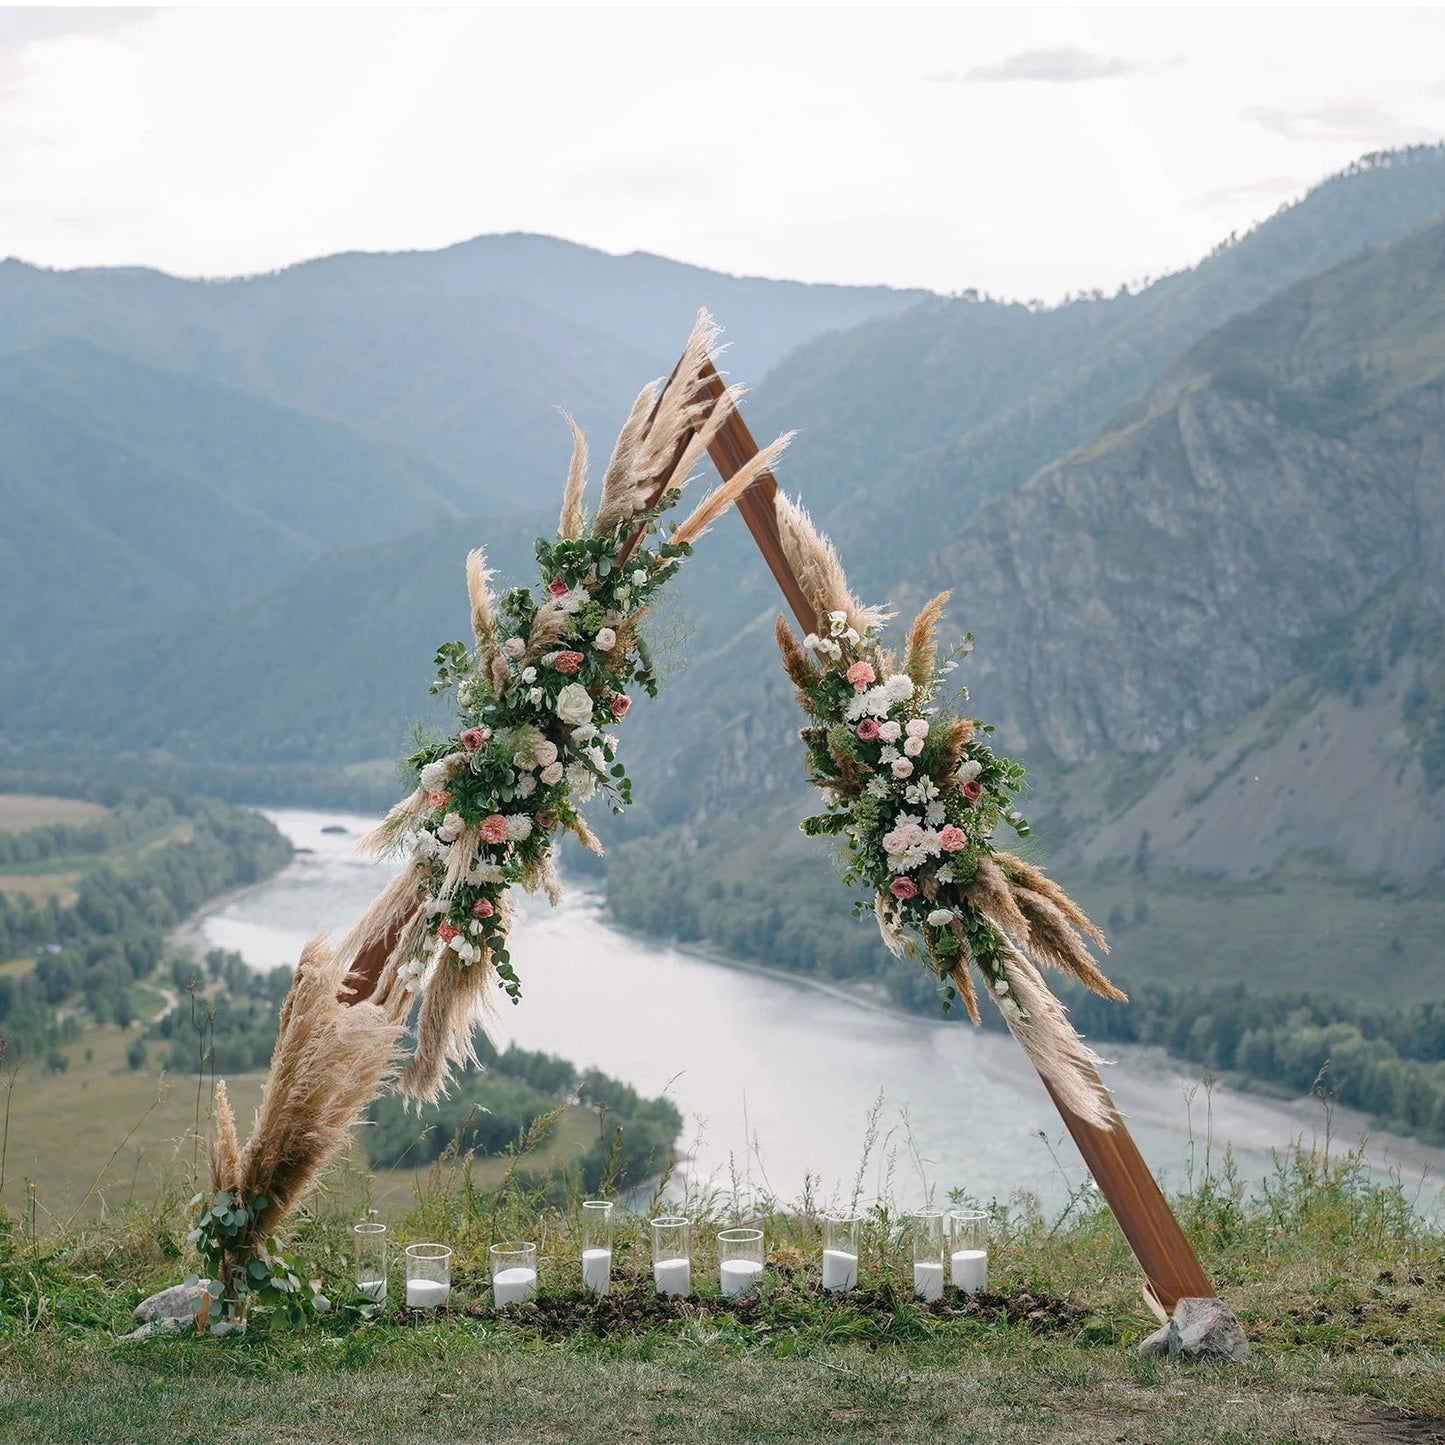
[0,795,108,833]
[0,1138,1439,1444]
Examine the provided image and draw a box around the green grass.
[0,794,107,833]
[0,1139,1439,1443]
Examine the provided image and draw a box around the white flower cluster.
[397,955,430,996]
[881,813,944,874]
[803,609,862,660]
[447,931,484,964]
[419,753,466,791]
[844,672,915,723]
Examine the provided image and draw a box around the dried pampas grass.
[774,492,891,638]
[557,409,589,541]
[466,549,498,657]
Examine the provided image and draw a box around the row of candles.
[358,1204,989,1309]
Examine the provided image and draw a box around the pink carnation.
[938,825,967,852]
[554,651,584,674]
[889,877,919,901]
[471,897,495,920]
[428,789,450,809]
[609,694,632,718]
[437,921,460,942]
[855,718,881,742]
[480,814,508,844]
[459,727,487,751]
[548,577,569,597]
[845,660,876,691]
[962,780,984,804]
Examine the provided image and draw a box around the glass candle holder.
[949,1210,988,1293]
[651,1216,691,1297]
[911,1209,945,1302]
[717,1228,765,1298]
[581,1200,614,1296]
[404,1243,451,1309]
[489,1241,538,1307]
[353,1221,387,1303]
[821,1213,861,1292]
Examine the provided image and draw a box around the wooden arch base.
[342,352,1215,1320]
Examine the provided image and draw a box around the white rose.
[594,627,617,652]
[891,757,914,779]
[631,569,647,586]
[504,637,525,658]
[521,666,537,684]
[926,909,954,927]
[527,687,544,707]
[878,721,902,743]
[906,719,929,739]
[903,736,925,758]
[540,761,564,785]
[555,682,593,726]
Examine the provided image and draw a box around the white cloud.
[1246,99,1436,147]
[931,46,1136,85]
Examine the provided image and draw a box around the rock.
[133,1280,214,1326]
[117,1316,190,1342]
[1138,1296,1250,1363]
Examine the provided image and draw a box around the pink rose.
[903,736,924,757]
[540,761,564,785]
[845,661,876,692]
[470,897,495,920]
[428,789,450,809]
[855,718,881,742]
[891,757,914,779]
[889,877,918,901]
[533,739,559,767]
[437,921,460,942]
[939,825,967,852]
[548,578,569,597]
[535,809,557,830]
[609,695,632,718]
[480,814,508,844]
[878,721,902,743]
[554,651,584,674]
[460,727,487,751]
[962,780,984,804]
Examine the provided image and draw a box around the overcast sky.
[2,4,1443,300]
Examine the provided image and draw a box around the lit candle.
[654,1257,691,1297]
[581,1247,612,1295]
[913,1261,944,1302]
[822,1249,858,1292]
[950,1248,988,1293]
[720,1259,765,1298]
[406,1278,449,1309]
[491,1266,538,1307]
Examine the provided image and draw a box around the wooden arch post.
[690,361,1214,1319]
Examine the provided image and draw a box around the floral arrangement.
[771,497,1126,1126]
[341,314,788,1101]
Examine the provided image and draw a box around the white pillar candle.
[581,1247,612,1295]
[913,1261,944,1302]
[720,1260,764,1298]
[821,1249,858,1292]
[406,1279,450,1309]
[492,1267,537,1307]
[951,1248,988,1293]
[654,1257,691,1297]
[357,1278,387,1303]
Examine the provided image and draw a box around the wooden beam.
[689,359,1214,1315]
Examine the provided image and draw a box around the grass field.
[0,794,107,833]
[0,1141,1439,1444]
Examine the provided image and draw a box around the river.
[191,809,1440,1213]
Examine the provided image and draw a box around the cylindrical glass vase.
[353,1221,388,1303]
[651,1216,691,1297]
[911,1209,945,1302]
[404,1243,451,1309]
[489,1241,538,1307]
[821,1213,861,1292]
[949,1210,988,1293]
[717,1228,765,1298]
[581,1200,614,1295]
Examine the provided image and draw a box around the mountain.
[0,340,471,673]
[0,236,926,507]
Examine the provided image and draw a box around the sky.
[2,4,1444,301]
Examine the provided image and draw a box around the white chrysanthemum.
[936,864,955,884]
[469,862,504,884]
[566,762,598,801]
[865,778,890,799]
[925,801,947,825]
[505,815,533,842]
[957,759,983,783]
[419,761,450,791]
[926,908,953,927]
[514,773,537,798]
[880,745,900,763]
[557,587,588,614]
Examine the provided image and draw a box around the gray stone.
[133,1280,214,1325]
[1137,1296,1250,1363]
[117,1316,189,1342]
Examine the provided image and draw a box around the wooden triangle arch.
[344,350,1214,1320]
